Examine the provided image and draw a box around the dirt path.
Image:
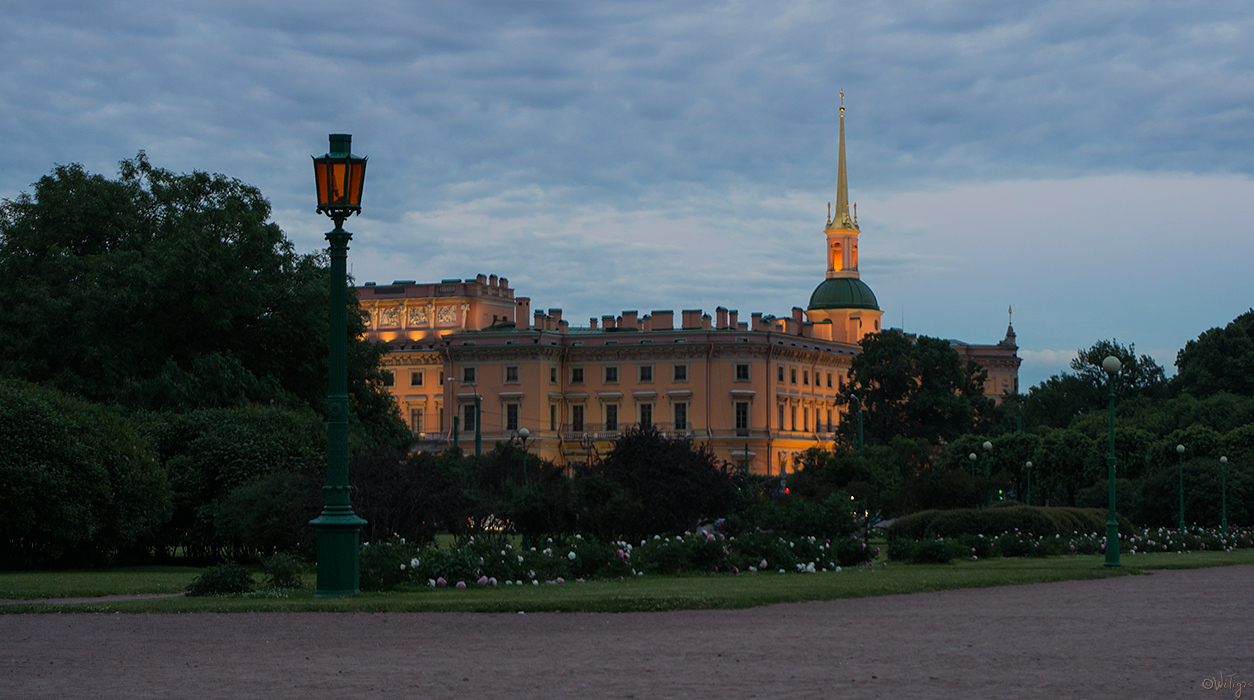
[3,566,1250,699]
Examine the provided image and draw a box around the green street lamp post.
[1024,461,1032,506]
[1102,355,1121,567]
[1176,444,1186,531]
[849,394,864,451]
[982,441,992,508]
[309,134,369,597]
[1219,456,1228,531]
[515,428,531,483]
[968,452,977,477]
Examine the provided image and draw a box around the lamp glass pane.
[314,160,330,207]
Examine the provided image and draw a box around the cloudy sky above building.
[3,0,1252,388]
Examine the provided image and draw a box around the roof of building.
[807,277,880,311]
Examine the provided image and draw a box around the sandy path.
[3,566,1250,699]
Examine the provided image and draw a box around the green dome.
[808,277,880,311]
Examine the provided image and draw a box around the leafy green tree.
[0,154,405,446]
[842,330,992,446]
[0,380,170,568]
[1175,309,1254,397]
[1022,339,1167,430]
[574,426,740,539]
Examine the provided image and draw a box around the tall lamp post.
[1102,355,1121,567]
[968,452,977,476]
[982,441,993,508]
[310,134,368,597]
[1176,444,1186,531]
[513,428,531,483]
[1024,461,1032,506]
[849,394,864,451]
[1219,456,1228,531]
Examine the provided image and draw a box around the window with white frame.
[505,366,520,383]
[639,365,653,382]
[462,366,476,383]
[605,403,619,431]
[505,402,519,431]
[604,366,619,383]
[673,402,688,431]
[638,403,653,429]
[735,363,750,381]
[673,364,688,381]
[410,370,424,387]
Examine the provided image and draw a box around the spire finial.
[835,93,849,225]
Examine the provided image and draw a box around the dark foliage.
[1175,309,1254,398]
[186,561,254,596]
[0,380,170,569]
[574,426,741,539]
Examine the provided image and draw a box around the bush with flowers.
[885,525,1254,564]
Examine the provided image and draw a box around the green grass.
[3,548,1252,614]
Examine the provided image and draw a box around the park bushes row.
[887,525,1254,564]
[885,506,1134,541]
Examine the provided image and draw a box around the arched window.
[830,241,843,271]
[851,242,858,269]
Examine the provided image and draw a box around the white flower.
[399,563,406,570]
[427,579,436,587]
[410,558,420,567]
[567,551,577,560]
[532,580,539,585]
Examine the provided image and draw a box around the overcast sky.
[3,0,1252,388]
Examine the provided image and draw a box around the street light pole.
[1219,456,1228,531]
[518,427,530,483]
[1024,461,1032,506]
[1102,355,1121,567]
[1176,444,1186,531]
[309,134,369,597]
[982,441,992,508]
[968,452,977,477]
[849,394,863,451]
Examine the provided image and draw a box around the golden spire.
[833,91,853,229]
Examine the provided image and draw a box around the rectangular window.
[803,370,809,386]
[826,408,833,433]
[673,402,688,431]
[505,403,519,431]
[605,404,619,431]
[778,404,785,430]
[790,368,797,385]
[827,372,833,388]
[790,405,797,431]
[803,407,809,432]
[463,403,476,432]
[639,403,653,429]
[571,404,585,432]
[410,409,424,433]
[438,406,444,431]
[550,404,557,431]
[639,365,653,382]
[462,366,476,384]
[604,366,619,383]
[673,364,688,381]
[550,366,557,383]
[735,401,750,434]
[505,366,519,383]
[735,364,750,381]
[410,370,424,387]
[439,373,445,386]
[571,367,585,384]
[778,366,784,382]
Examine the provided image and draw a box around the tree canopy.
[841,330,993,446]
[0,153,404,445]
[1175,309,1254,398]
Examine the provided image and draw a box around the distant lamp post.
[849,394,864,451]
[309,134,368,597]
[1219,456,1229,531]
[1024,461,1033,506]
[1102,354,1121,567]
[982,441,993,508]
[968,452,977,476]
[1176,444,1186,531]
[513,428,532,483]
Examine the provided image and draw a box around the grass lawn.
[3,548,1252,614]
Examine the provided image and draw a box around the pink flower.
[488,577,498,586]
[555,577,565,584]
[477,576,489,586]
[732,567,739,574]
[436,577,447,587]
[456,581,466,589]
[760,560,768,568]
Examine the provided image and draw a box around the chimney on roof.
[516,297,530,329]
[728,310,738,328]
[651,310,674,330]
[716,307,728,329]
[476,274,487,285]
[590,317,598,330]
[621,310,638,330]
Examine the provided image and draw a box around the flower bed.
[359,531,879,591]
[886,526,1254,564]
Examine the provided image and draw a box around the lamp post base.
[311,513,367,597]
[1103,520,1120,568]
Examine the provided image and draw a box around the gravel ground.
[3,565,1251,699]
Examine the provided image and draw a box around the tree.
[0,154,406,446]
[1175,309,1254,397]
[841,330,993,446]
[0,380,170,568]
[1022,339,1167,430]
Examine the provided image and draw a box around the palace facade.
[359,107,1020,475]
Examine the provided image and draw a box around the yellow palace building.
[359,108,1020,475]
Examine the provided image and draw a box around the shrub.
[262,552,306,590]
[0,380,170,568]
[187,561,255,596]
[358,538,420,592]
[887,538,964,564]
[886,506,1133,541]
